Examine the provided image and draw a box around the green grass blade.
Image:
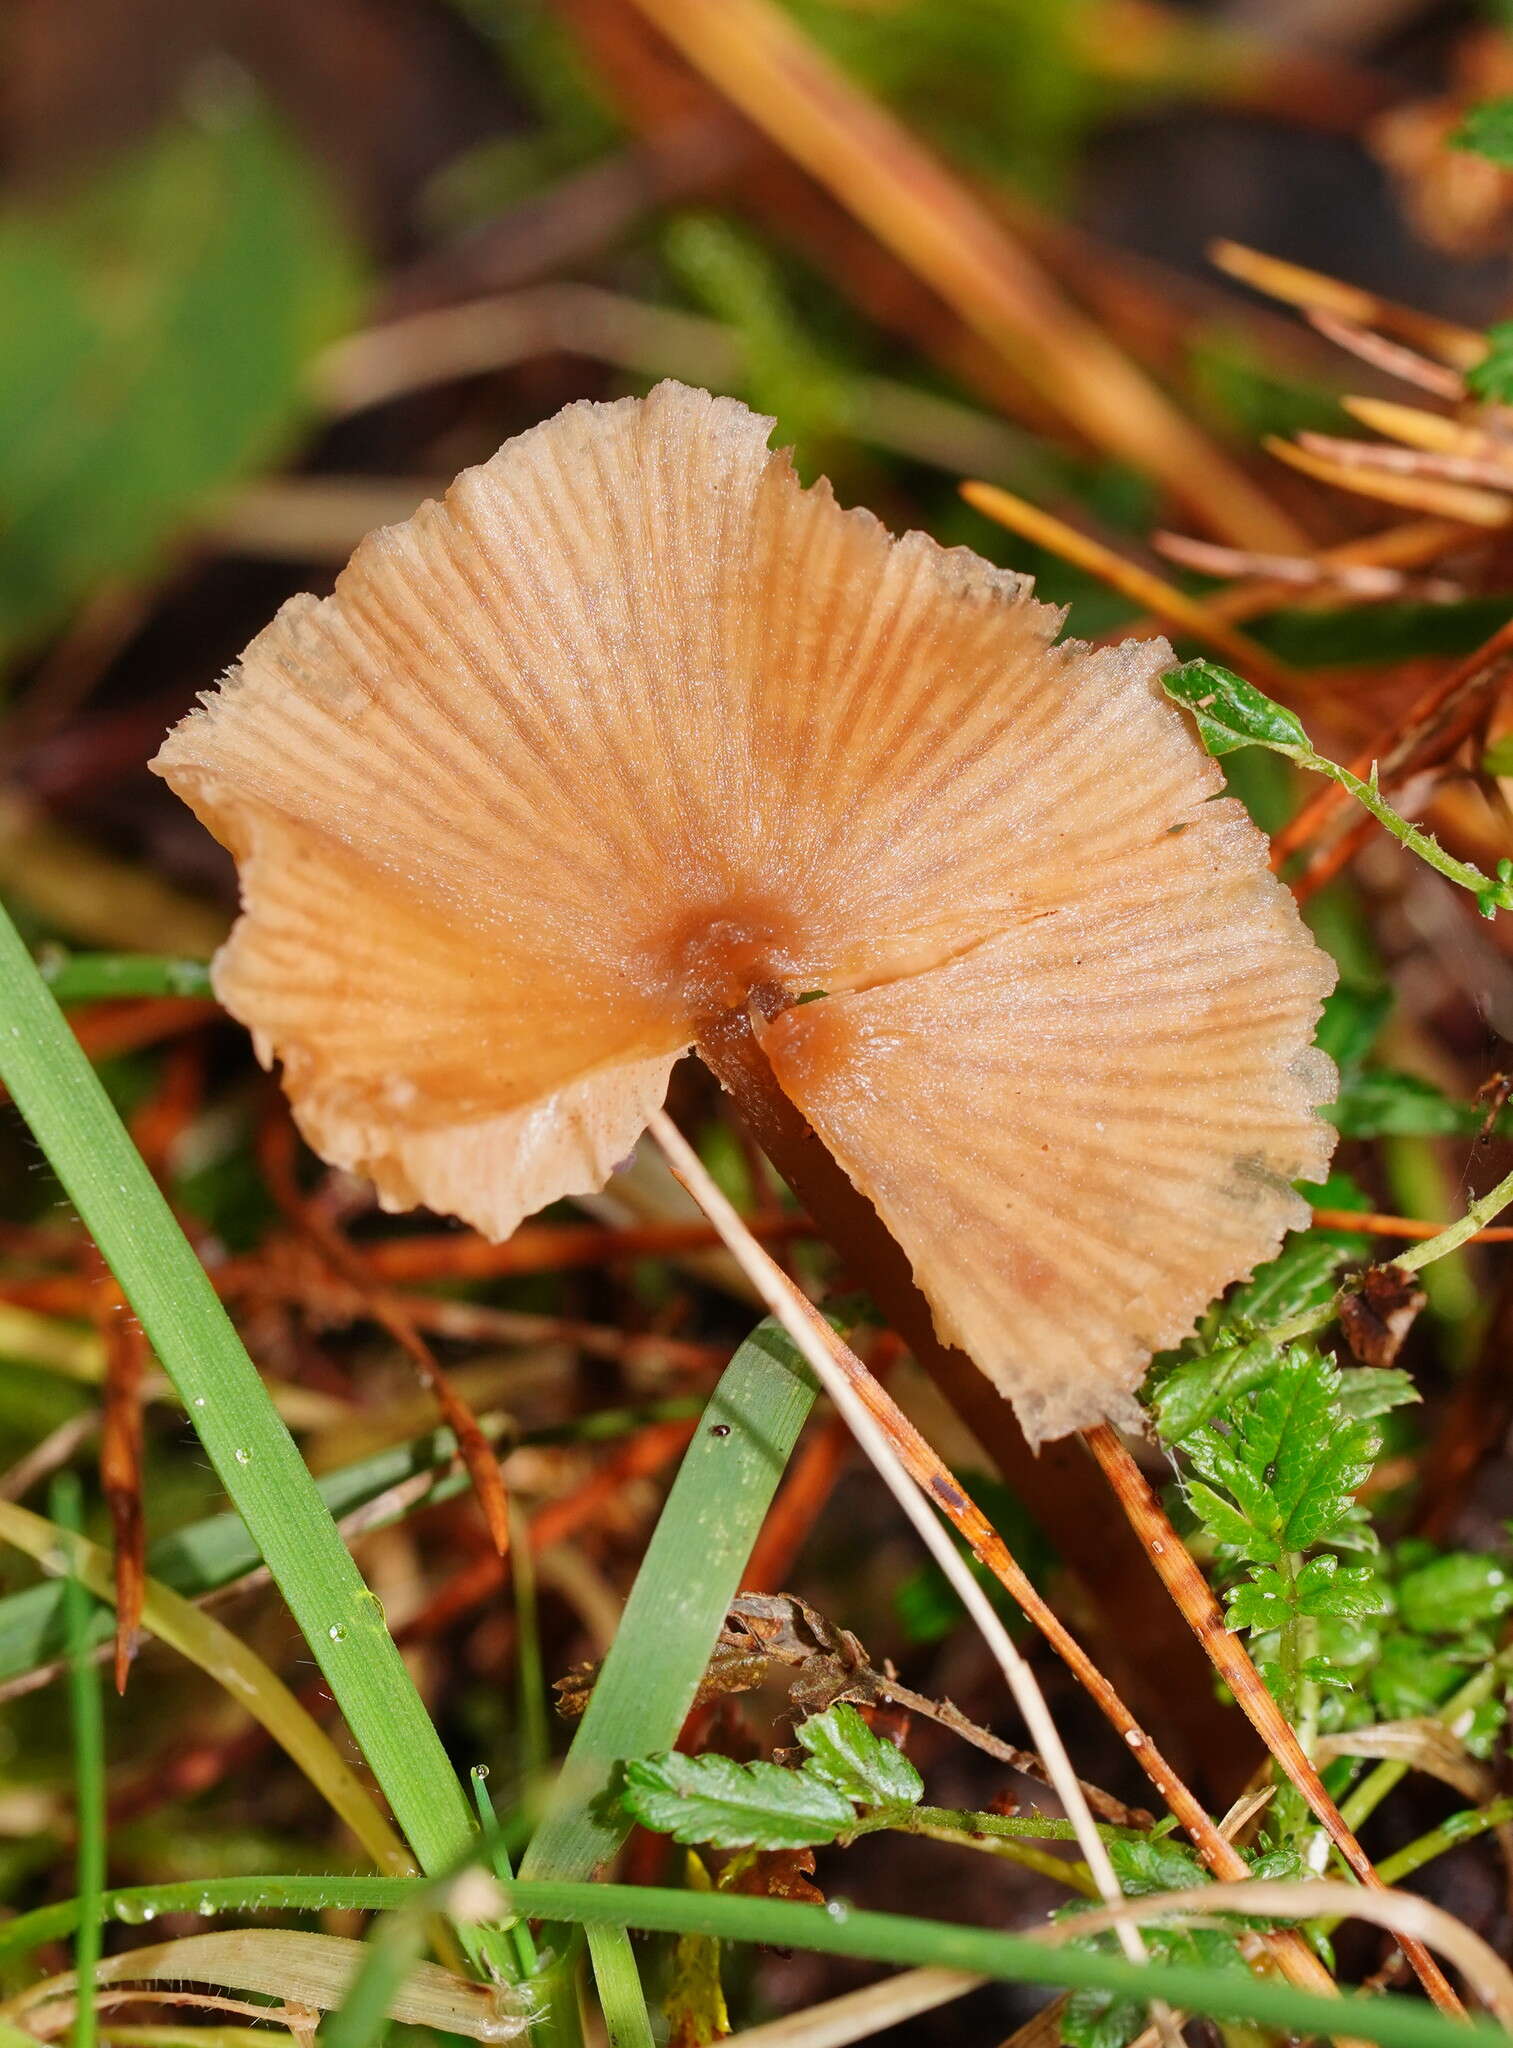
[38,952,214,1002]
[0,900,474,1877]
[521,1318,815,1879]
[51,1473,104,2048]
[3,1874,1497,2048]
[585,1927,656,2048]
[522,1317,814,2044]
[321,1914,426,2048]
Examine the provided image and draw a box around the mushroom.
[153,381,1336,1445]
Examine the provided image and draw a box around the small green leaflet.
[796,1702,923,1808]
[621,1754,854,1851]
[1451,97,1513,168]
[621,1704,923,1852]
[1160,659,1309,757]
[1151,1338,1282,1448]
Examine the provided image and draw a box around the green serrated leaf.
[1300,1655,1356,1691]
[1107,1836,1207,1895]
[1226,1574,1291,1633]
[1151,1339,1281,1446]
[1183,1476,1281,1563]
[1315,988,1392,1079]
[795,1703,922,1810]
[1237,1352,1376,1551]
[621,1753,855,1851]
[1296,1557,1387,1620]
[1161,659,1310,757]
[1451,97,1513,167]
[1324,1068,1489,1140]
[1334,1368,1420,1421]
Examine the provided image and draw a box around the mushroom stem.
[1083,1422,1465,2019]
[691,1002,1225,1760]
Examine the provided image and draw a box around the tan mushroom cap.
[153,380,1337,1443]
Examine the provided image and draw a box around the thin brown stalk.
[1307,312,1469,400]
[1130,517,1470,642]
[1341,396,1493,455]
[691,1004,1227,1756]
[1311,1206,1513,1244]
[1297,429,1513,492]
[1210,242,1484,370]
[1266,434,1513,525]
[1152,529,1460,601]
[91,1265,147,1694]
[1084,1422,1464,2017]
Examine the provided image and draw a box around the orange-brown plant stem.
[1312,1206,1513,1245]
[90,1264,146,1695]
[692,1003,1224,1761]
[256,1112,513,1559]
[1084,1422,1463,2017]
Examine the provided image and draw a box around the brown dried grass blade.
[1341,397,1494,456]
[1083,1422,1464,2017]
[1211,241,1484,369]
[256,1113,512,1559]
[1151,529,1462,604]
[619,0,1306,549]
[1052,1877,1513,2025]
[90,1265,146,1694]
[960,479,1299,686]
[1199,517,1471,626]
[1308,314,1469,400]
[1266,434,1513,525]
[1311,1206,1513,1245]
[1296,428,1513,493]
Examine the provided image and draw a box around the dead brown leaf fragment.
[154,382,1335,1443]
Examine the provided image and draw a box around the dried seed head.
[154,382,1336,1443]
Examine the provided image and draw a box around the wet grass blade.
[51,1472,104,2048]
[2,1874,1496,2048]
[0,901,474,1877]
